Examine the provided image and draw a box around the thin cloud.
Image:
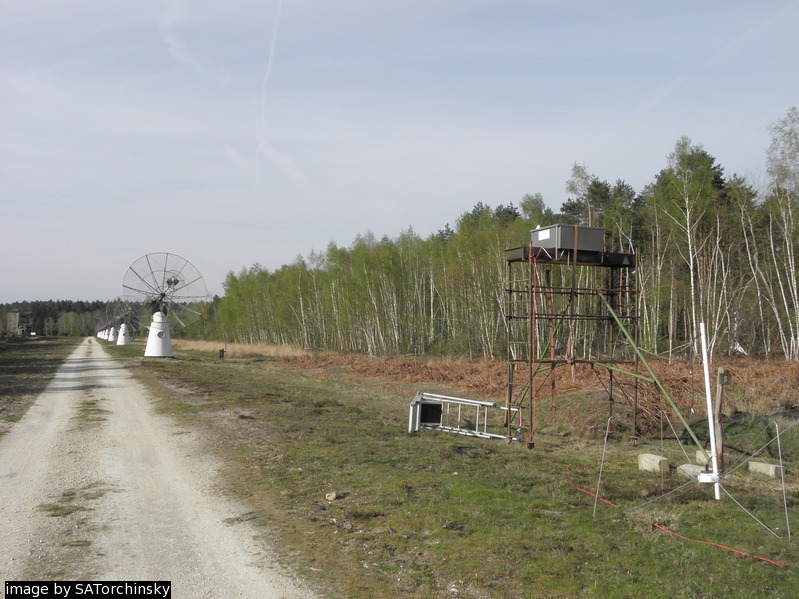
[1,1,798,302]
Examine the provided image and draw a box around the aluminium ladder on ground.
[408,392,521,440]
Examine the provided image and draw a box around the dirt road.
[0,338,317,598]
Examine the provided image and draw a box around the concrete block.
[749,461,785,478]
[638,453,669,474]
[677,464,704,479]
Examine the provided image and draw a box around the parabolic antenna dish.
[104,296,134,327]
[122,252,210,332]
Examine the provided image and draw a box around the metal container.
[531,224,605,253]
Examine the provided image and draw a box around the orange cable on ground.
[651,524,792,572]
[545,459,618,507]
[544,459,793,572]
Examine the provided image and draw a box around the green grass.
[103,343,799,599]
[37,503,89,517]
[71,398,109,427]
[61,540,92,547]
[6,337,795,595]
[685,413,799,465]
[35,483,112,520]
[0,337,84,433]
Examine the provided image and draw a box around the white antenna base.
[144,311,173,357]
[108,327,118,342]
[116,323,131,346]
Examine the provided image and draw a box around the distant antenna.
[122,252,210,357]
[117,322,131,346]
[96,296,136,344]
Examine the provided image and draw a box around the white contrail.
[256,0,284,184]
[158,0,200,72]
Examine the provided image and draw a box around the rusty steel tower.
[504,225,639,448]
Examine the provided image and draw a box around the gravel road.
[0,337,317,598]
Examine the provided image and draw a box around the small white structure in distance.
[116,323,131,346]
[144,311,173,357]
[108,327,118,343]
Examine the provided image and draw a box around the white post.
[699,323,721,500]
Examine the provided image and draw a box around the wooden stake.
[714,368,727,473]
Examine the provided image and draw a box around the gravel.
[0,337,317,598]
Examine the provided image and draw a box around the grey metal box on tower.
[531,224,605,254]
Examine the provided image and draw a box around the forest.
[0,300,107,338]
[214,108,799,361]
[4,108,798,362]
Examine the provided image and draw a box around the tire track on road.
[0,338,316,598]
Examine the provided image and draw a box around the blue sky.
[2,0,798,303]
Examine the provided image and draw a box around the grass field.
[103,340,799,598]
[3,337,797,596]
[0,336,83,436]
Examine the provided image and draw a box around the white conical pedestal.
[116,323,131,346]
[144,311,173,357]
[108,327,118,342]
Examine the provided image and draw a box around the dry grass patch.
[172,339,310,359]
[170,341,799,427]
[0,337,83,436]
[282,353,799,437]
[113,349,799,598]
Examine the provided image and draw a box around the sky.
[2,0,798,304]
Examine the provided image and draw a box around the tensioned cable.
[729,484,799,515]
[622,479,697,513]
[547,459,793,572]
[662,410,694,464]
[724,418,799,477]
[724,421,773,472]
[718,484,781,538]
[650,524,792,572]
[594,416,618,517]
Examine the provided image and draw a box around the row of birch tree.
[214,108,799,361]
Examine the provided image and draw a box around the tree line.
[215,108,799,361]
[1,300,107,337]
[6,109,798,361]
